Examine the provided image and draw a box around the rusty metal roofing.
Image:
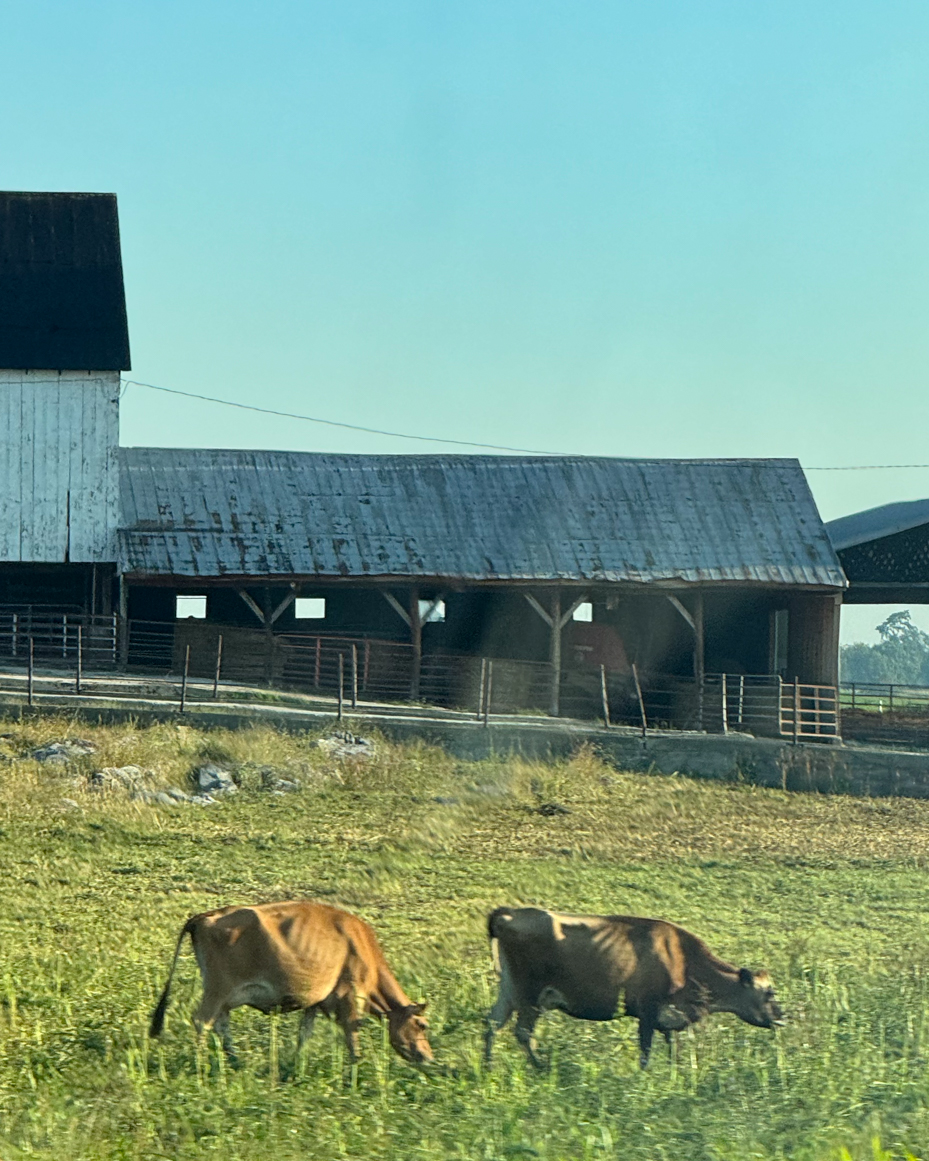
[827,498,929,551]
[118,449,845,587]
[0,192,130,370]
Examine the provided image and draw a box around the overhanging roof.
[826,498,929,551]
[118,449,845,587]
[0,191,130,371]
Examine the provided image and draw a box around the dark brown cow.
[485,907,783,1068]
[149,901,433,1065]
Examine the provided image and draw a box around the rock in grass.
[89,765,149,790]
[316,731,375,761]
[193,763,237,794]
[32,739,97,764]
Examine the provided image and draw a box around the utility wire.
[121,379,565,455]
[122,378,929,471]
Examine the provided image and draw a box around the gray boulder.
[32,738,97,764]
[193,763,237,795]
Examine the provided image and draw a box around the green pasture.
[0,715,927,1159]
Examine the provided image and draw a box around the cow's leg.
[484,985,516,1065]
[297,1007,317,1054]
[335,996,364,1063]
[212,1011,237,1064]
[514,1008,545,1071]
[638,1010,658,1069]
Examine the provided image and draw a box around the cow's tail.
[148,915,200,1037]
[486,908,513,976]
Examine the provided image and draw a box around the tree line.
[840,611,929,685]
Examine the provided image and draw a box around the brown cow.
[149,901,433,1065]
[485,907,783,1068]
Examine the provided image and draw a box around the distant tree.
[840,611,929,685]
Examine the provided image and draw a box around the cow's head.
[735,968,784,1028]
[388,1002,434,1064]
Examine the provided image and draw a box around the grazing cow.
[485,907,783,1068]
[149,901,433,1065]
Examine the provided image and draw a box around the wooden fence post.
[351,643,358,709]
[213,634,223,699]
[792,677,800,745]
[338,653,344,721]
[631,662,647,737]
[180,644,190,713]
[738,674,744,728]
[721,673,728,734]
[483,660,494,728]
[600,664,611,729]
[476,658,487,721]
[27,637,34,708]
[76,624,82,695]
[314,637,321,688]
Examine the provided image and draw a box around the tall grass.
[0,714,927,1158]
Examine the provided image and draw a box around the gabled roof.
[0,192,130,370]
[118,450,845,587]
[826,498,929,551]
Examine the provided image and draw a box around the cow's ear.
[739,967,754,988]
[411,1002,428,1015]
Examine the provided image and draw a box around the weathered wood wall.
[0,370,120,562]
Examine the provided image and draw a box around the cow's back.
[490,908,688,1020]
[194,901,374,1012]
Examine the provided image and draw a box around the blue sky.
[3,2,929,639]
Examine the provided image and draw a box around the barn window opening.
[419,598,446,623]
[572,601,593,622]
[295,597,326,619]
[176,595,207,619]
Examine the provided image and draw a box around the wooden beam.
[550,590,562,716]
[237,588,266,624]
[666,594,695,632]
[382,591,411,627]
[268,588,296,625]
[523,593,553,627]
[558,593,589,629]
[409,588,422,700]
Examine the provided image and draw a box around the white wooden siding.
[0,370,119,562]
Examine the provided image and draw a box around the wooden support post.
[476,658,487,721]
[483,660,493,727]
[351,643,358,709]
[314,637,321,687]
[180,644,190,713]
[792,677,800,745]
[213,634,223,699]
[27,637,34,707]
[118,577,129,669]
[721,673,728,734]
[338,653,344,721]
[600,664,611,729]
[693,591,704,729]
[409,588,422,701]
[631,662,647,737]
[76,625,82,695]
[550,591,562,717]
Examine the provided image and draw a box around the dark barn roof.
[826,499,929,601]
[0,191,130,370]
[118,449,845,588]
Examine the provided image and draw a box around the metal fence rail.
[0,612,118,670]
[840,681,929,747]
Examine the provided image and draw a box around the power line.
[121,379,566,455]
[122,378,929,471]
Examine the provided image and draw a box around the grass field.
[0,715,928,1160]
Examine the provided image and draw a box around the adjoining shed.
[117,449,845,725]
[827,499,929,606]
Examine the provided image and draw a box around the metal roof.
[0,192,130,371]
[118,449,845,587]
[826,498,929,552]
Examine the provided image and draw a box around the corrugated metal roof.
[0,192,130,370]
[826,498,929,551]
[118,449,845,587]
